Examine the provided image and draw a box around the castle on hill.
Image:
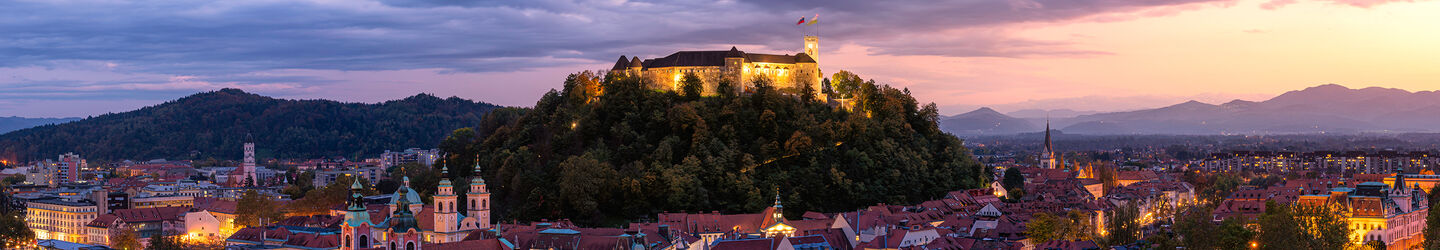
[611,35,822,96]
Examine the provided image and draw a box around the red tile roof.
[87,214,121,228]
[113,206,189,223]
[194,197,237,214]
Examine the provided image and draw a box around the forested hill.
[437,71,987,225]
[0,88,499,161]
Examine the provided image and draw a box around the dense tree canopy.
[1025,211,1093,244]
[444,70,986,225]
[286,174,378,216]
[235,190,284,228]
[0,88,499,161]
[110,228,142,250]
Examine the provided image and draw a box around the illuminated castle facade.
[611,36,822,95]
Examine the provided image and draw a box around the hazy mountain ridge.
[940,84,1440,135]
[1062,84,1440,134]
[0,116,81,135]
[0,89,500,161]
[940,107,1037,135]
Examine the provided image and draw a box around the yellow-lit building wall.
[25,201,98,244]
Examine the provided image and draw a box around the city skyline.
[5,0,1440,117]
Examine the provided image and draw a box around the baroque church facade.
[339,163,492,250]
[611,35,822,96]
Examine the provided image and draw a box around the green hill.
[437,71,987,225]
[0,89,499,161]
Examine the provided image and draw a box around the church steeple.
[433,157,459,240]
[1042,120,1056,169]
[774,189,784,219]
[468,155,491,230]
[341,176,373,250]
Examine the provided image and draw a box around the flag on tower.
[796,17,806,25]
[807,14,818,25]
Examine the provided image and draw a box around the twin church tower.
[339,162,491,250]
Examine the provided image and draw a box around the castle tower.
[341,178,374,250]
[433,162,459,242]
[804,36,819,62]
[628,56,644,78]
[468,160,491,230]
[242,134,258,186]
[1042,121,1056,169]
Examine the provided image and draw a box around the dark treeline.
[437,71,986,226]
[0,89,499,161]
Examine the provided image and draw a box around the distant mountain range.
[0,89,500,161]
[939,107,1038,135]
[0,116,80,135]
[941,84,1440,135]
[1005,109,1100,118]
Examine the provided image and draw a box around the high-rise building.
[57,153,85,184]
[380,148,439,168]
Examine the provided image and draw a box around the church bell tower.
[468,159,491,230]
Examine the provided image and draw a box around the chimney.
[659,225,672,241]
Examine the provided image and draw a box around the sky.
[3,0,1440,118]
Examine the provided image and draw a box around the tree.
[287,174,377,216]
[1291,203,1351,249]
[1093,165,1118,195]
[1215,218,1255,250]
[1364,240,1386,250]
[1253,200,1350,250]
[1002,168,1025,194]
[0,211,34,249]
[1256,200,1300,250]
[0,175,22,186]
[679,72,703,99]
[1064,210,1094,241]
[830,70,863,98]
[1026,212,1065,243]
[455,71,986,225]
[556,155,617,219]
[1425,186,1440,249]
[798,79,817,101]
[1105,201,1142,246]
[820,78,834,96]
[1174,205,1217,249]
[234,190,283,228]
[111,227,143,250]
[281,171,316,199]
[716,78,736,98]
[146,235,182,250]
